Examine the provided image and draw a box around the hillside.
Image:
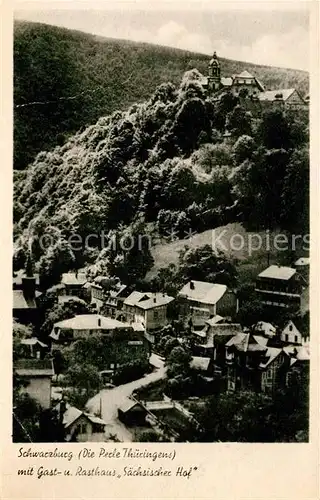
[14,21,309,170]
[13,62,309,289]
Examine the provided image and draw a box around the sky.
[14,2,310,70]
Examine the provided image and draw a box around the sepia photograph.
[12,1,310,445]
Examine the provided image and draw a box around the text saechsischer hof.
[17,447,199,480]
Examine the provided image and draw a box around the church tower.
[207,51,221,94]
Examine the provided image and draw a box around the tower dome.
[209,51,220,67]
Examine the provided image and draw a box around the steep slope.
[13,67,309,289]
[14,21,309,170]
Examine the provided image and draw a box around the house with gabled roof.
[178,280,238,327]
[259,347,288,394]
[122,291,174,338]
[60,271,87,301]
[203,52,265,97]
[54,401,106,442]
[258,88,306,108]
[225,333,269,392]
[281,320,309,346]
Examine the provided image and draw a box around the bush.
[112,360,150,386]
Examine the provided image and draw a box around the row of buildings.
[203,51,308,108]
[13,257,309,416]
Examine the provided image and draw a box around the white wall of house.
[66,415,105,442]
[281,322,302,345]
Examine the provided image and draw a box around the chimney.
[190,281,195,290]
[98,317,101,327]
[153,296,157,303]
[22,277,36,300]
[59,399,66,425]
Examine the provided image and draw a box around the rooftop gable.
[52,314,131,332]
[178,281,227,305]
[258,88,296,102]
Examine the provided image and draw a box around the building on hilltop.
[258,88,307,109]
[203,52,265,97]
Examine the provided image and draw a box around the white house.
[178,281,238,326]
[281,320,309,346]
[122,292,174,332]
[54,402,106,442]
[14,358,54,410]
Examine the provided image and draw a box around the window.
[267,370,273,380]
[78,422,87,435]
[153,311,159,321]
[289,324,293,332]
[285,334,289,341]
[294,335,298,343]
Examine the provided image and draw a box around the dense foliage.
[14,65,309,291]
[14,21,309,170]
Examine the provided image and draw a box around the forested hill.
[14,66,309,289]
[14,21,309,170]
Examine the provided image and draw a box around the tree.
[13,322,33,361]
[257,109,291,150]
[236,300,265,331]
[40,297,92,340]
[173,97,211,154]
[232,135,255,165]
[136,429,160,442]
[63,363,101,409]
[226,105,252,137]
[38,239,76,289]
[178,245,238,287]
[281,148,309,233]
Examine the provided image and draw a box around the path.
[86,354,166,442]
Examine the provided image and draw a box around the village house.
[50,314,149,374]
[191,315,242,363]
[14,358,54,410]
[225,333,269,392]
[258,88,307,109]
[122,292,174,343]
[13,273,42,327]
[20,337,49,359]
[283,345,310,388]
[178,280,238,327]
[50,314,137,342]
[294,257,309,282]
[90,276,128,316]
[60,271,87,300]
[258,346,289,394]
[255,265,304,310]
[255,321,277,338]
[54,401,106,442]
[281,320,309,346]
